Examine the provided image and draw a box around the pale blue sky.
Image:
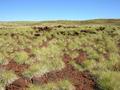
[0,0,120,21]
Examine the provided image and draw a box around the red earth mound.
[6,78,30,90]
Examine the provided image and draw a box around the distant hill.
[37,19,120,26]
[0,19,120,26]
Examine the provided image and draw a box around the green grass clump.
[0,53,8,65]
[22,38,65,78]
[33,43,63,59]
[103,33,118,53]
[95,71,120,90]
[14,51,29,64]
[0,70,18,89]
[27,80,75,90]
[23,57,65,78]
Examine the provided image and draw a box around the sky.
[0,0,120,21]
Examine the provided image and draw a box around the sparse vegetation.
[28,80,75,90]
[0,19,120,90]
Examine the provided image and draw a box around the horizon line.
[0,18,120,22]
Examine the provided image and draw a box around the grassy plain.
[0,19,120,90]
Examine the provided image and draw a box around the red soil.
[5,60,29,76]
[63,53,72,64]
[74,52,87,64]
[32,64,96,90]
[6,53,97,90]
[6,78,30,90]
[5,61,30,90]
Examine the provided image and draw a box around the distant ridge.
[0,19,120,26]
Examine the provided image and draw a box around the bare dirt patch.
[5,61,30,90]
[74,52,87,64]
[5,60,29,76]
[63,53,72,64]
[6,78,30,90]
